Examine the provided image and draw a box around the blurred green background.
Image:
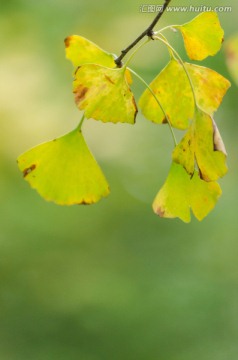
[1,0,238,359]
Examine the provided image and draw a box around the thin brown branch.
[114,0,172,67]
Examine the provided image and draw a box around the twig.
[114,0,172,67]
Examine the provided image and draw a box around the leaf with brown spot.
[65,35,116,68]
[153,162,222,223]
[173,109,227,181]
[73,64,137,124]
[64,34,133,86]
[139,58,194,129]
[17,129,110,205]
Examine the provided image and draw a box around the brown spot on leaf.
[104,75,115,84]
[198,167,203,179]
[64,36,72,48]
[132,97,138,123]
[162,117,168,124]
[198,167,209,182]
[74,66,81,76]
[23,164,36,178]
[155,207,165,217]
[77,199,94,205]
[74,85,89,104]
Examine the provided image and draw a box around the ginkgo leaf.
[64,35,133,85]
[139,57,230,129]
[185,63,231,114]
[65,35,116,68]
[175,12,224,61]
[17,129,110,205]
[153,162,222,223]
[172,123,195,176]
[173,109,227,181]
[139,58,194,129]
[73,64,137,124]
[224,34,238,86]
[153,162,191,222]
[195,111,227,181]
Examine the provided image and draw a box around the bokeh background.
[1,0,238,359]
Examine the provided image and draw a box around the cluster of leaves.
[17,12,230,222]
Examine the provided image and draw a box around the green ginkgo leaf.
[175,12,224,61]
[185,63,231,114]
[73,64,137,124]
[153,162,222,223]
[173,109,227,181]
[139,58,194,129]
[17,129,110,205]
[224,34,238,86]
[65,35,116,68]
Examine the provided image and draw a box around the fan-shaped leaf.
[175,12,224,60]
[153,162,222,223]
[195,111,227,181]
[65,35,115,68]
[17,129,110,205]
[65,35,133,84]
[185,63,230,114]
[139,58,194,129]
[173,110,227,181]
[73,64,137,124]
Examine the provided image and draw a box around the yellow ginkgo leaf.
[153,162,222,223]
[139,58,194,129]
[17,129,110,205]
[175,12,224,61]
[65,35,133,85]
[224,34,238,86]
[73,64,137,124]
[195,110,227,181]
[185,63,231,114]
[65,35,116,68]
[190,168,222,221]
[173,109,227,181]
